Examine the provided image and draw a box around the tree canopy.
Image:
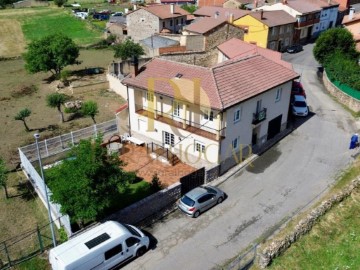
[81,100,99,124]
[113,39,144,60]
[181,4,197,14]
[46,136,135,226]
[14,108,31,132]
[46,93,69,123]
[313,28,359,65]
[23,33,80,75]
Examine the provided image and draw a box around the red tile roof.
[194,6,248,21]
[123,56,298,110]
[198,0,227,8]
[217,38,292,69]
[342,12,360,24]
[248,10,296,27]
[184,17,227,34]
[142,5,189,19]
[284,0,322,14]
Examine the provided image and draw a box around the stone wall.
[205,24,245,51]
[323,71,360,113]
[159,49,218,67]
[105,182,182,227]
[258,177,360,268]
[127,9,159,42]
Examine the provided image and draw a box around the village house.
[342,7,360,51]
[121,55,299,174]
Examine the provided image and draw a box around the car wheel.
[217,197,223,204]
[136,247,146,257]
[193,210,200,218]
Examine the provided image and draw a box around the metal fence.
[18,119,119,236]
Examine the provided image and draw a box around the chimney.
[254,0,258,8]
[229,13,234,23]
[170,3,175,14]
[133,4,137,10]
[130,56,139,77]
[261,10,264,20]
[215,11,219,19]
[349,8,355,20]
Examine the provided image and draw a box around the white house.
[122,56,299,173]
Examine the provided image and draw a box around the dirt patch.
[0,19,26,57]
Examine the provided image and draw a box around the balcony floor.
[120,143,196,187]
[136,109,222,141]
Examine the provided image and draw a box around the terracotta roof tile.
[285,0,322,14]
[198,0,227,7]
[248,10,296,27]
[184,17,227,34]
[194,6,249,20]
[217,38,292,69]
[123,56,299,110]
[342,12,360,24]
[142,5,189,19]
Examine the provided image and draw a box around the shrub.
[150,173,163,192]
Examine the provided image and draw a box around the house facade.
[126,4,189,41]
[122,56,298,173]
[342,8,360,51]
[234,10,296,51]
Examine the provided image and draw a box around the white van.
[49,221,150,270]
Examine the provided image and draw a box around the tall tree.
[113,39,144,60]
[81,100,99,124]
[14,108,31,132]
[0,158,9,199]
[313,28,359,65]
[23,33,79,76]
[46,136,134,226]
[46,93,69,123]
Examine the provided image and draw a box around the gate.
[180,167,205,195]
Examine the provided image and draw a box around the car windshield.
[181,195,195,207]
[294,101,307,107]
[203,186,217,194]
[124,224,141,237]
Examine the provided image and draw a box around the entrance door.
[163,131,175,147]
[267,115,282,140]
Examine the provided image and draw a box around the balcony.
[135,105,226,141]
[252,108,267,125]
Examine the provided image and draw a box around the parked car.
[75,12,88,20]
[291,81,306,98]
[49,221,149,270]
[291,95,309,117]
[112,12,123,16]
[286,44,303,53]
[178,186,225,218]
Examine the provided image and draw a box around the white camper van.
[49,221,150,270]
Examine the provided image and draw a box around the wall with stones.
[323,71,360,113]
[205,24,245,51]
[127,9,160,42]
[159,49,218,67]
[257,177,360,269]
[105,182,182,226]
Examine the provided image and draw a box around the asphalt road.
[122,44,360,270]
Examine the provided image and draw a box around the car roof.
[184,187,208,200]
[293,95,306,101]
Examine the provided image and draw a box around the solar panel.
[85,233,111,249]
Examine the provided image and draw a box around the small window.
[275,88,282,102]
[140,18,145,22]
[233,108,241,123]
[232,137,239,150]
[181,18,184,24]
[125,237,140,247]
[195,141,205,153]
[203,110,213,121]
[173,101,181,117]
[104,244,122,260]
[146,92,154,102]
[162,21,165,28]
[198,194,213,203]
[279,26,284,34]
[176,19,178,25]
[170,20,173,27]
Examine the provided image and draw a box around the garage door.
[267,114,282,140]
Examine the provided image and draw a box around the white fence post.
[45,139,49,157]
[71,132,74,146]
[94,124,97,138]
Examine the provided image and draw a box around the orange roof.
[194,6,248,20]
[123,56,299,110]
[248,10,296,27]
[185,17,227,34]
[141,5,189,19]
[342,12,360,25]
[198,0,226,7]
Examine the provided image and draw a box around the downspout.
[126,85,132,137]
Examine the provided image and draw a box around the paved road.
[123,44,359,270]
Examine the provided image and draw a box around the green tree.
[54,0,67,7]
[150,173,163,192]
[0,158,9,199]
[181,4,197,14]
[81,100,99,124]
[46,93,69,123]
[113,39,144,60]
[14,108,31,132]
[46,136,133,226]
[313,28,359,65]
[23,33,79,76]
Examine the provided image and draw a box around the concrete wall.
[127,9,160,41]
[323,71,360,112]
[107,73,128,99]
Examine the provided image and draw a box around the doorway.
[267,115,282,140]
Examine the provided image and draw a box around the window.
[173,101,181,117]
[170,20,173,27]
[271,27,277,36]
[275,88,282,102]
[203,110,214,121]
[176,19,178,25]
[256,100,262,113]
[181,18,184,24]
[233,107,241,123]
[125,237,140,247]
[195,141,205,153]
[286,25,291,33]
[162,21,165,28]
[104,244,122,260]
[164,131,175,146]
[279,26,284,34]
[198,194,214,204]
[146,92,154,102]
[232,137,239,150]
[284,38,289,46]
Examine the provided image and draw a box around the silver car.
[178,186,225,218]
[291,95,309,117]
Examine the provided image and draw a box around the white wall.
[107,74,128,99]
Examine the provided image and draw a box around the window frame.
[104,244,123,261]
[233,107,241,123]
[173,100,181,117]
[232,137,239,150]
[275,88,282,102]
[195,141,205,153]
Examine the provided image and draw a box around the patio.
[119,143,196,187]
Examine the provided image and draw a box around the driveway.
[122,44,359,270]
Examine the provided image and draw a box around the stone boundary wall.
[258,177,360,268]
[70,81,109,94]
[323,71,360,112]
[105,182,181,227]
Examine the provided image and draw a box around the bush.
[150,173,163,192]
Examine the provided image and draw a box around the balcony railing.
[252,108,267,125]
[135,104,226,141]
